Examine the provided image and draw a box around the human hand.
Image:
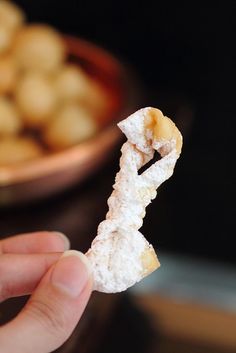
[0,231,92,353]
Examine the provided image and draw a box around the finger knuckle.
[27,298,68,335]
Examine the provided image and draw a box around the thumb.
[0,250,93,353]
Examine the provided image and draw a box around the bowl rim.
[0,36,136,187]
[0,125,121,186]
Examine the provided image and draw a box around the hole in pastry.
[138,150,161,175]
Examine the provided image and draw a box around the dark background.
[7,0,236,263]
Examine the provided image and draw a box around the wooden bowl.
[0,36,137,205]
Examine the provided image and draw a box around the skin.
[0,231,92,353]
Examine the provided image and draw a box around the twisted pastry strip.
[86,107,183,293]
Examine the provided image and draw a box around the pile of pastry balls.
[0,0,109,166]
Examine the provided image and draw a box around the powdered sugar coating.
[86,228,151,293]
[86,107,182,293]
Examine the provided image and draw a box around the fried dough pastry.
[43,103,97,150]
[15,72,57,127]
[0,55,17,94]
[0,136,43,166]
[86,107,183,293]
[0,96,22,135]
[13,24,65,73]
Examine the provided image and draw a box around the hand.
[0,231,92,353]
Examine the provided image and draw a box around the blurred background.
[0,1,235,352]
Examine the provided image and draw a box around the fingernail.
[61,250,92,274]
[51,250,91,297]
[53,232,70,251]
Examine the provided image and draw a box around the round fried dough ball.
[0,136,43,166]
[15,72,57,127]
[0,1,24,54]
[14,24,66,73]
[0,55,17,94]
[0,25,14,54]
[55,64,91,102]
[44,104,97,150]
[0,0,25,30]
[0,97,22,135]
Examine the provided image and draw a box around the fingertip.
[53,232,70,251]
[51,250,91,297]
[61,250,92,274]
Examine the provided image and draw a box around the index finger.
[0,232,70,254]
[0,252,62,301]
